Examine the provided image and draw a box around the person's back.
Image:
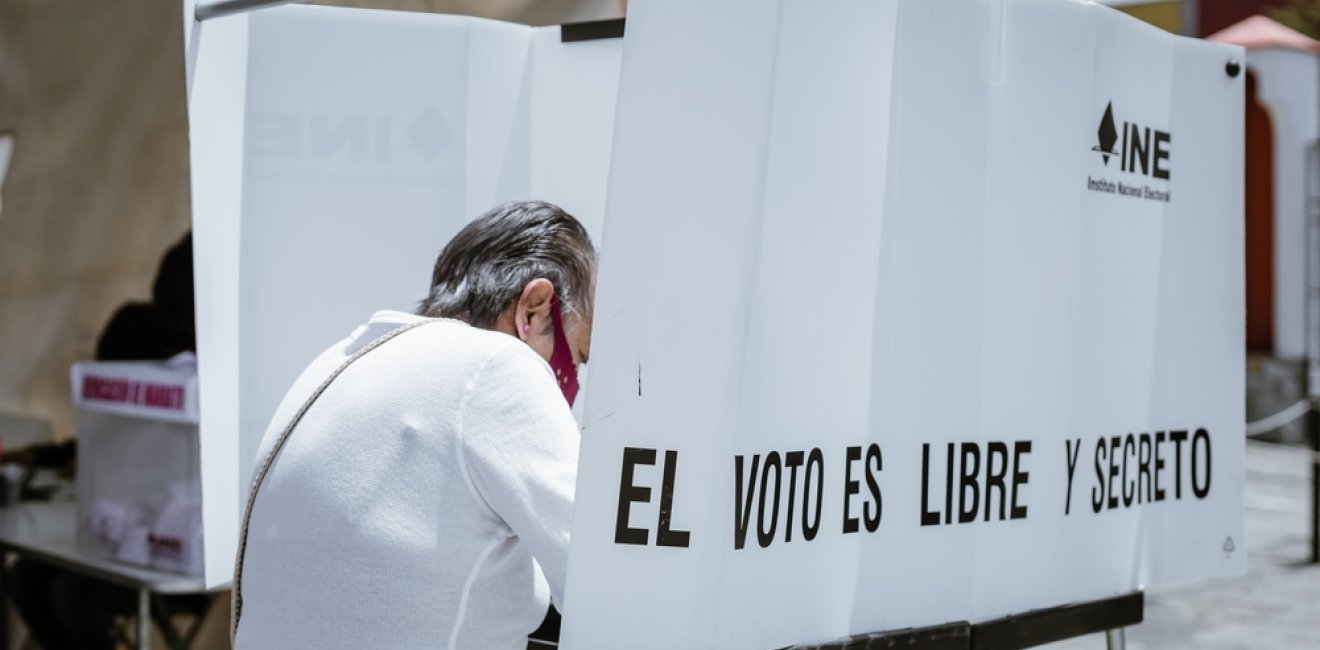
[232,201,595,649]
[235,311,579,649]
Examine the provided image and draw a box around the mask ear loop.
[549,295,580,406]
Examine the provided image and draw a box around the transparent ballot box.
[71,356,203,575]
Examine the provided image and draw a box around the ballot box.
[71,356,204,575]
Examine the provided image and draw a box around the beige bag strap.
[230,319,439,645]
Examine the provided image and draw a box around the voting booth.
[562,0,1244,648]
[72,358,204,576]
[183,1,620,586]
[184,0,1245,646]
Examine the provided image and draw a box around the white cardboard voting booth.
[562,0,1244,648]
[182,2,620,586]
[185,0,1245,646]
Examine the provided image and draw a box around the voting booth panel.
[563,1,1244,648]
[183,4,620,586]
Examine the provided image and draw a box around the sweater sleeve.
[459,345,580,609]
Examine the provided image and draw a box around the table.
[0,500,222,650]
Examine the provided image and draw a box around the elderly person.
[232,201,594,649]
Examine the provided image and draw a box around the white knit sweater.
[234,311,579,649]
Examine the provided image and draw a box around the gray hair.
[417,201,597,329]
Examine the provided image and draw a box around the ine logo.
[248,105,453,164]
[1086,101,1172,202]
[1091,101,1170,180]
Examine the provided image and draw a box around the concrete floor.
[1046,439,1320,650]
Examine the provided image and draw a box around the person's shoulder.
[481,336,554,386]
[464,327,553,384]
[459,331,570,439]
[401,319,550,377]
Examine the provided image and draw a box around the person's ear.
[514,278,555,341]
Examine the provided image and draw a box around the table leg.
[138,588,149,650]
[0,550,9,650]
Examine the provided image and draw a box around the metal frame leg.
[1106,627,1126,650]
[137,588,150,650]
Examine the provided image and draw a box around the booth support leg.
[1310,405,1320,564]
[1105,628,1125,650]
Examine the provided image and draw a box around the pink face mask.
[550,295,580,406]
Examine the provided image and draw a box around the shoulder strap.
[230,318,440,645]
